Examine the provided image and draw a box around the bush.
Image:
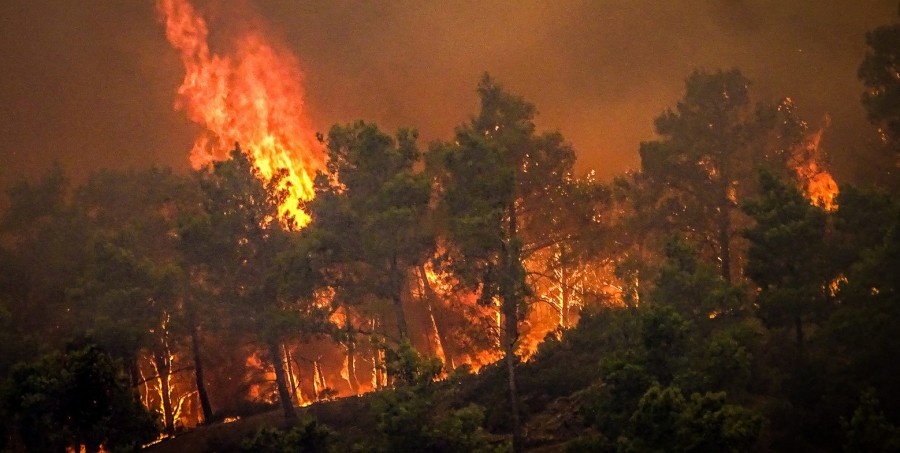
[369,340,504,453]
[619,384,764,453]
[3,341,159,452]
[240,418,335,453]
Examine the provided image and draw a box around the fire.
[157,0,324,225]
[790,115,839,211]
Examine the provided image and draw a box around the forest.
[2,9,900,453]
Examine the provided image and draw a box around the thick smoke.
[0,0,895,188]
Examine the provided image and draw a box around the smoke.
[0,0,895,188]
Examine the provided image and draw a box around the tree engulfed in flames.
[157,0,324,225]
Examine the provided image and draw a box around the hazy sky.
[0,0,896,190]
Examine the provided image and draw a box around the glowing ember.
[157,0,324,225]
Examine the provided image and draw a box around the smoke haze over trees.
[2,2,900,452]
[0,1,896,188]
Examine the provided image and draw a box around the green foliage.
[382,339,443,387]
[579,353,654,439]
[640,305,689,384]
[694,328,755,394]
[69,239,179,362]
[372,391,501,453]
[743,170,829,342]
[185,146,329,420]
[0,164,90,347]
[1,162,69,233]
[431,73,581,307]
[639,68,788,280]
[830,185,896,269]
[839,207,900,307]
[574,239,765,445]
[240,418,335,453]
[369,341,502,453]
[821,207,900,420]
[650,239,745,322]
[3,341,159,452]
[4,69,900,453]
[842,389,900,452]
[619,385,763,453]
[432,74,585,451]
[565,434,616,453]
[859,14,900,153]
[308,122,433,337]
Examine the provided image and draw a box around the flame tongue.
[158,0,323,225]
[790,116,839,211]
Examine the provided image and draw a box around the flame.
[157,0,324,225]
[790,116,839,211]
[518,247,626,360]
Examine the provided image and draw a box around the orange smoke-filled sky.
[0,0,895,189]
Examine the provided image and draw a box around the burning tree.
[430,74,589,452]
[182,147,329,420]
[305,123,434,342]
[73,168,202,435]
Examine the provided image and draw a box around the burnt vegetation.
[3,16,900,453]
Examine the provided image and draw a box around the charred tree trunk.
[268,341,296,420]
[371,317,385,389]
[343,317,361,395]
[503,300,522,453]
[288,349,304,404]
[129,356,141,389]
[389,255,409,339]
[347,340,360,395]
[314,360,333,399]
[284,345,299,404]
[190,324,214,423]
[418,265,455,369]
[152,352,175,436]
[503,205,523,453]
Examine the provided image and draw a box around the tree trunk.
[153,352,175,436]
[503,302,523,453]
[372,317,385,389]
[129,356,141,389]
[503,205,523,453]
[718,204,732,283]
[190,324,214,423]
[287,349,304,404]
[284,344,299,404]
[347,340,360,395]
[344,317,361,394]
[390,256,409,339]
[418,265,455,369]
[314,360,329,397]
[559,261,570,329]
[268,341,296,420]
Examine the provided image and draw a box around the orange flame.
[790,116,839,211]
[157,0,324,225]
